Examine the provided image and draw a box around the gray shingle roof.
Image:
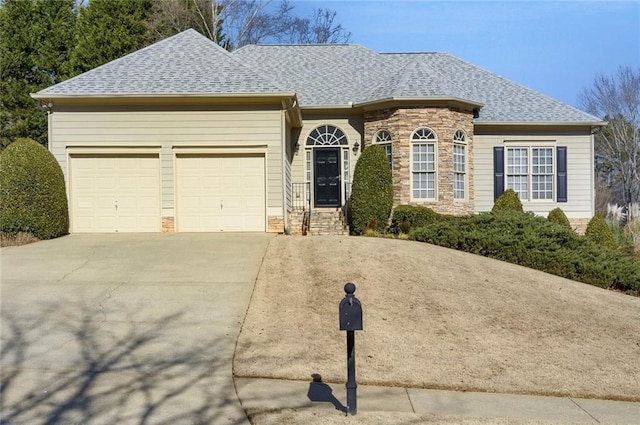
[36,29,285,96]
[233,45,600,124]
[389,52,601,124]
[36,29,601,124]
[232,44,389,106]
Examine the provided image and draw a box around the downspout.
[47,109,52,152]
[39,100,53,152]
[281,108,290,235]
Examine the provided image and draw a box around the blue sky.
[292,0,640,109]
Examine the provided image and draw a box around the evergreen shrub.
[408,211,639,296]
[349,145,393,235]
[389,205,442,234]
[585,213,617,250]
[0,138,69,239]
[492,189,523,213]
[547,207,572,230]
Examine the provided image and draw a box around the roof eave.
[31,92,297,100]
[356,96,484,111]
[475,120,607,127]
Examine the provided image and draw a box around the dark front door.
[314,148,341,207]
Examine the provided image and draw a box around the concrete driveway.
[1,233,274,425]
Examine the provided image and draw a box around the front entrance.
[314,148,341,207]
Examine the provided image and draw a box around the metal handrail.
[292,182,310,211]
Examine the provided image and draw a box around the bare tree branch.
[580,66,640,206]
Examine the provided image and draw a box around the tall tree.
[69,0,152,75]
[283,8,351,44]
[147,0,225,44]
[580,66,640,207]
[0,0,76,147]
[218,0,350,50]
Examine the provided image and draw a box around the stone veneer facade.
[267,215,284,233]
[162,216,283,233]
[364,106,475,216]
[162,217,174,233]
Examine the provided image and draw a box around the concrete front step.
[309,211,347,235]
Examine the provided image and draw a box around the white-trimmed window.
[305,150,312,202]
[453,130,467,200]
[506,146,554,201]
[411,127,437,199]
[306,124,348,146]
[373,129,393,168]
[343,149,350,197]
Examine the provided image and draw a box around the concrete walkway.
[236,378,640,424]
[1,233,273,425]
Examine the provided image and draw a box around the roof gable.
[36,29,285,96]
[35,30,602,125]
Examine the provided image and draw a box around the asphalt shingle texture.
[37,29,284,96]
[37,29,601,124]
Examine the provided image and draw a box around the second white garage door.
[176,154,266,232]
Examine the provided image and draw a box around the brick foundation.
[364,106,475,216]
[162,217,175,233]
[569,218,590,235]
[268,215,284,233]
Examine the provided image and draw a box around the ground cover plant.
[408,211,640,296]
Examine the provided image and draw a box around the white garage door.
[70,154,161,233]
[176,154,265,232]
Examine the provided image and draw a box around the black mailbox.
[339,283,363,331]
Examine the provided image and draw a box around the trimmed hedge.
[349,144,393,235]
[0,138,69,239]
[389,205,442,234]
[547,207,572,230]
[492,189,523,213]
[585,213,617,250]
[408,211,640,296]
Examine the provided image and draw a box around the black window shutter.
[493,147,505,201]
[557,146,567,203]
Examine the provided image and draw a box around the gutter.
[475,121,607,127]
[30,92,298,100]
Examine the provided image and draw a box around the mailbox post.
[339,282,362,415]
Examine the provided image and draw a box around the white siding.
[50,106,284,226]
[474,132,594,219]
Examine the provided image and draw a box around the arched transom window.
[306,125,348,146]
[373,129,393,167]
[453,130,467,200]
[411,127,438,199]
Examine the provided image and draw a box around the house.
[32,29,604,234]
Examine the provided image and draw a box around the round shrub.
[547,207,572,230]
[492,189,523,213]
[585,213,616,250]
[0,138,69,239]
[349,144,393,235]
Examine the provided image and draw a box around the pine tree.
[69,0,152,75]
[0,0,75,147]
